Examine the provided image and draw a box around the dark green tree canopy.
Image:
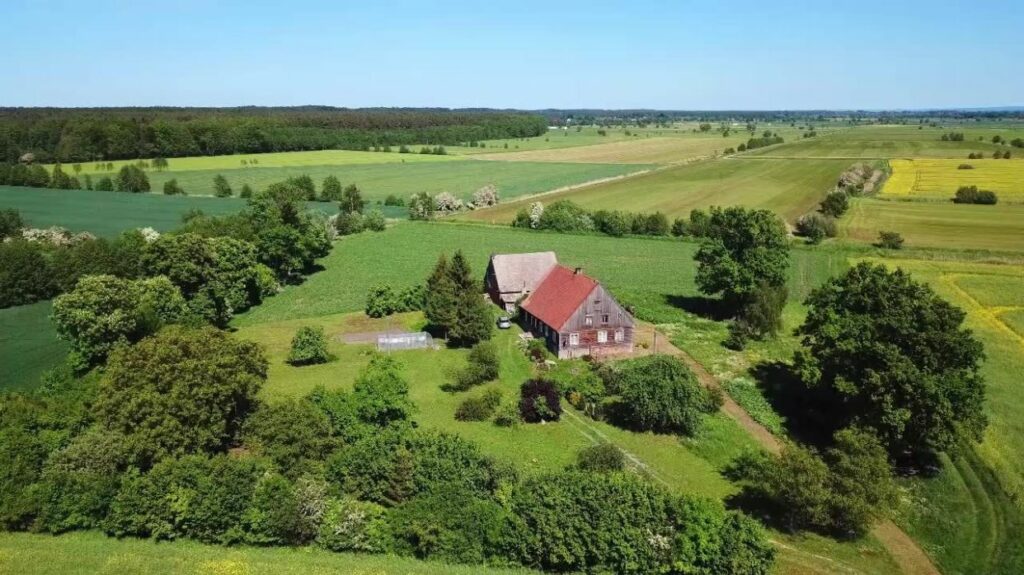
[694,206,789,308]
[94,326,267,466]
[794,262,987,458]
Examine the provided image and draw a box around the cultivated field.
[45,148,458,175]
[459,158,849,224]
[841,197,1024,252]
[0,301,67,392]
[745,125,1024,159]
[883,159,1024,201]
[473,135,748,164]
[73,160,644,202]
[0,531,536,575]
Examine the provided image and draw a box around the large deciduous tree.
[114,165,150,193]
[793,262,987,459]
[94,326,267,466]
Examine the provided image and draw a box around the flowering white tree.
[470,184,499,209]
[528,202,544,229]
[138,227,160,243]
[434,192,464,215]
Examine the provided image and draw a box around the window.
[614,329,624,342]
[569,333,580,346]
[597,330,607,343]
[601,314,609,324]
[584,315,593,326]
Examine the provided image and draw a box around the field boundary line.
[942,275,1024,350]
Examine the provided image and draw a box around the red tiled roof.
[521,265,598,331]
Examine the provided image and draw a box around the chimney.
[574,267,582,275]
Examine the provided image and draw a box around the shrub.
[575,443,624,472]
[819,191,849,218]
[957,163,974,169]
[365,284,396,318]
[547,360,605,411]
[389,485,508,565]
[450,341,500,390]
[364,209,386,232]
[316,497,389,552]
[670,217,688,237]
[383,194,404,207]
[319,175,343,202]
[525,338,548,362]
[953,185,997,205]
[726,428,896,538]
[795,212,837,244]
[335,211,365,235]
[455,388,503,421]
[162,178,185,195]
[876,230,904,249]
[242,399,336,476]
[519,379,561,423]
[287,326,330,366]
[492,401,521,427]
[605,354,718,435]
[506,470,774,574]
[407,192,435,220]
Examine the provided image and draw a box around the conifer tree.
[424,254,458,338]
[447,250,492,346]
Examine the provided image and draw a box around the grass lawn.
[80,160,644,202]
[0,531,536,575]
[460,157,850,224]
[883,158,1024,201]
[0,301,67,392]
[744,125,1024,159]
[841,197,1024,252]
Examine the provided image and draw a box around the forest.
[0,107,548,162]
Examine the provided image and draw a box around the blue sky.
[2,0,1021,109]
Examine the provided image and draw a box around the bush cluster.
[364,283,425,318]
[287,326,331,366]
[454,388,503,421]
[603,355,720,435]
[512,200,670,238]
[953,185,998,205]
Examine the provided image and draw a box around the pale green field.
[745,124,1024,159]
[0,531,536,575]
[841,197,1024,252]
[461,158,849,223]
[46,148,457,175]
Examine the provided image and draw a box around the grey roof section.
[490,252,558,302]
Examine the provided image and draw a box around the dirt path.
[634,322,940,575]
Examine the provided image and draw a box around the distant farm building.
[485,252,558,313]
[488,253,635,359]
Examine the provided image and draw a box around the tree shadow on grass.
[750,360,835,448]
[663,294,733,321]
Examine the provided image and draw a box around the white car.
[497,316,512,329]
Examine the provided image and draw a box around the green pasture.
[0,301,67,392]
[0,531,536,575]
[744,124,1024,159]
[84,160,644,202]
[841,197,1024,253]
[462,158,849,224]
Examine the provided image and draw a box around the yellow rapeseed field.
[883,159,1024,201]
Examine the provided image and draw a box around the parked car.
[497,316,512,329]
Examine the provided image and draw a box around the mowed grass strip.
[883,159,1024,201]
[85,160,645,201]
[841,197,1024,252]
[45,148,458,175]
[0,531,537,575]
[473,136,749,164]
[460,158,849,224]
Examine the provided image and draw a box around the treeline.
[511,200,673,237]
[0,107,547,162]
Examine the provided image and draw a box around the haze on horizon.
[2,0,1022,110]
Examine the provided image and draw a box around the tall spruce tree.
[424,254,458,338]
[447,251,492,346]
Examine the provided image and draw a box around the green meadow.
[0,531,537,575]
[461,158,849,224]
[0,301,67,392]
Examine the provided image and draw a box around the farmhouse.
[484,251,558,312]
[489,255,635,358]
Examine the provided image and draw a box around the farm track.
[617,323,941,575]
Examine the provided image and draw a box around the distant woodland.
[0,107,548,162]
